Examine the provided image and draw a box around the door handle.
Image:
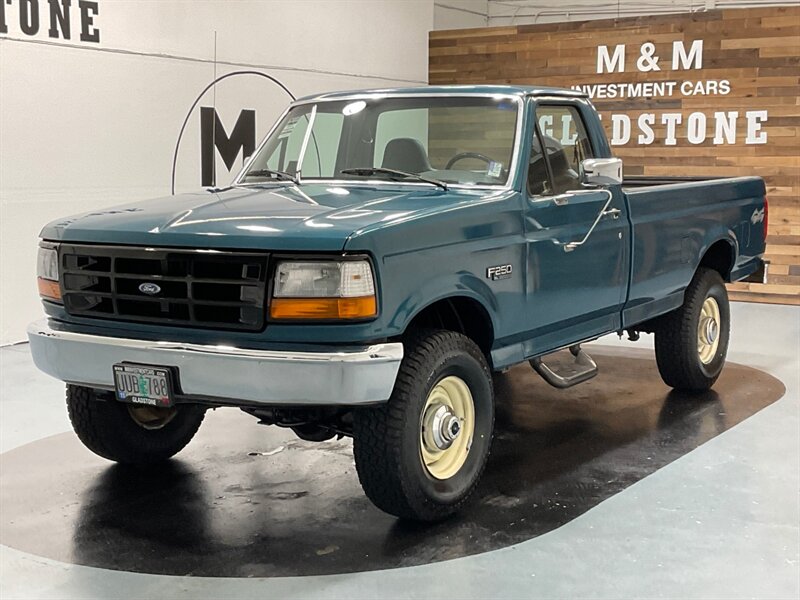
[552,193,572,206]
[602,208,622,220]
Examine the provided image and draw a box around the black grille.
[60,244,269,331]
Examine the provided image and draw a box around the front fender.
[388,271,500,335]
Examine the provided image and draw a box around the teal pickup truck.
[29,85,768,521]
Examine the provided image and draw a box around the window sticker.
[487,161,503,178]
[279,117,300,139]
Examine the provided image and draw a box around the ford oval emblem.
[138,282,162,296]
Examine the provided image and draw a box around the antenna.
[212,30,217,187]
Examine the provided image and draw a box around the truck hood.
[40,183,494,251]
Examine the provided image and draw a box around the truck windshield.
[240,96,520,187]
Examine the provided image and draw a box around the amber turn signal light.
[270,296,377,320]
[37,278,62,301]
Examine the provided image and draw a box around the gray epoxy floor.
[1,302,798,599]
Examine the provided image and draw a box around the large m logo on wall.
[200,107,256,187]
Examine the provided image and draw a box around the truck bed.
[620,175,767,328]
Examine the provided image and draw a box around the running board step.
[529,344,598,389]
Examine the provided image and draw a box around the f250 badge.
[751,208,765,225]
[487,264,513,281]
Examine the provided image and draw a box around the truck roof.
[295,84,587,103]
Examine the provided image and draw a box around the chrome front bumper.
[27,319,403,406]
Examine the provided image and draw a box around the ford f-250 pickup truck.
[28,85,768,521]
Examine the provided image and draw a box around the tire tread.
[353,330,493,521]
[654,268,729,392]
[66,385,205,464]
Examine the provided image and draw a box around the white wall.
[0,0,433,343]
[434,1,488,28]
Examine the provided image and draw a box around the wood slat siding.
[429,6,800,305]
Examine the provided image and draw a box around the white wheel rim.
[697,296,721,365]
[420,376,475,480]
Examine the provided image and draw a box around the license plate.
[113,363,174,407]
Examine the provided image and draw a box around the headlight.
[270,259,377,320]
[37,243,61,301]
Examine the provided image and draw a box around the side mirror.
[580,157,623,186]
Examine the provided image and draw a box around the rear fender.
[695,233,738,281]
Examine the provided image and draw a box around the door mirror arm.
[556,189,616,253]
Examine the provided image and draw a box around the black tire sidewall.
[397,344,494,507]
[694,277,730,380]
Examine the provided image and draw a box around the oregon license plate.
[113,363,174,407]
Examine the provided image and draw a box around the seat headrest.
[381,138,431,173]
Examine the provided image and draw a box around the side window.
[527,131,551,196]
[531,105,594,195]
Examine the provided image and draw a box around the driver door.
[522,100,628,357]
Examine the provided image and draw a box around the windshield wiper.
[241,168,299,185]
[340,167,448,190]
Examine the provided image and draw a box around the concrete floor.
[1,301,798,599]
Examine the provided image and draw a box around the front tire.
[66,384,206,464]
[654,267,730,392]
[352,330,494,521]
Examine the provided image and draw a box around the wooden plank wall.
[429,6,800,305]
[428,106,517,168]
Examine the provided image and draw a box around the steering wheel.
[445,152,494,170]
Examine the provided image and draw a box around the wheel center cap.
[444,415,461,442]
[702,317,718,344]
[423,405,462,451]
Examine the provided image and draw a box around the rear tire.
[654,268,730,392]
[66,384,206,464]
[352,330,494,521]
